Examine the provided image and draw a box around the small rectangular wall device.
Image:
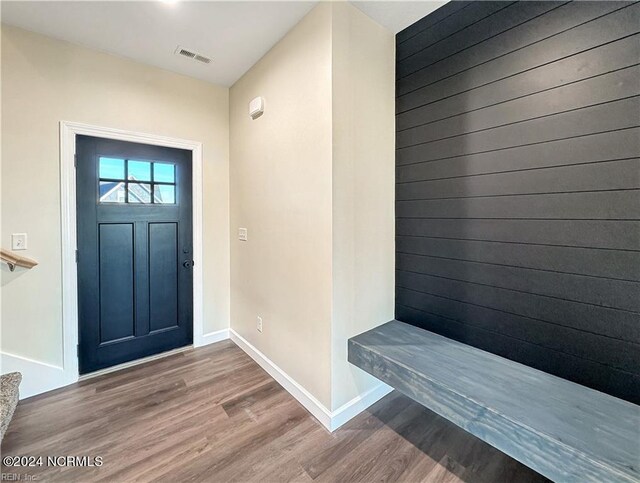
[249,96,264,120]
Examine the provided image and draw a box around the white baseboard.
[1,329,389,430]
[330,381,393,430]
[229,328,390,431]
[195,328,230,347]
[2,326,230,399]
[229,329,333,428]
[0,352,69,399]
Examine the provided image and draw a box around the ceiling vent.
[175,46,212,64]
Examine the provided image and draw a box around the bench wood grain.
[348,320,640,482]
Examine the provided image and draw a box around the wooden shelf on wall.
[1,248,38,272]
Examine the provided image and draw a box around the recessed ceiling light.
[161,0,179,5]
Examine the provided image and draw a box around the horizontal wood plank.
[394,306,640,405]
[396,252,640,313]
[397,2,636,99]
[396,190,640,220]
[397,1,516,66]
[395,232,640,279]
[396,1,473,44]
[395,0,640,406]
[397,66,640,148]
[397,97,640,165]
[397,1,563,69]
[2,340,547,482]
[397,212,640,250]
[394,291,638,378]
[397,128,640,182]
[348,321,640,482]
[397,34,639,130]
[395,270,640,345]
[397,158,640,200]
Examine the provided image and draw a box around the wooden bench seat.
[348,320,640,483]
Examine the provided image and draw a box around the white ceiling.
[1,1,448,87]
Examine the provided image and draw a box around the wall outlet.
[257,316,263,333]
[238,228,248,241]
[11,233,27,251]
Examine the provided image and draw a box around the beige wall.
[1,25,230,367]
[229,3,334,407]
[229,2,394,410]
[330,3,395,410]
[2,1,393,412]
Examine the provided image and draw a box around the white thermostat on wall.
[249,96,264,120]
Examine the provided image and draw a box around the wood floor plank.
[423,456,468,483]
[0,340,547,482]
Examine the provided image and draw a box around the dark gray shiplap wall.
[395,0,640,403]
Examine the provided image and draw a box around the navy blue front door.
[76,135,193,374]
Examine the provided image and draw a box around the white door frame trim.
[59,121,205,385]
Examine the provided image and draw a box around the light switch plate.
[238,228,248,241]
[11,233,27,250]
[257,316,263,333]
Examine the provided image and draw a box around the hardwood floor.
[1,340,548,482]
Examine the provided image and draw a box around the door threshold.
[79,345,192,381]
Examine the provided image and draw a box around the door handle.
[183,260,194,269]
